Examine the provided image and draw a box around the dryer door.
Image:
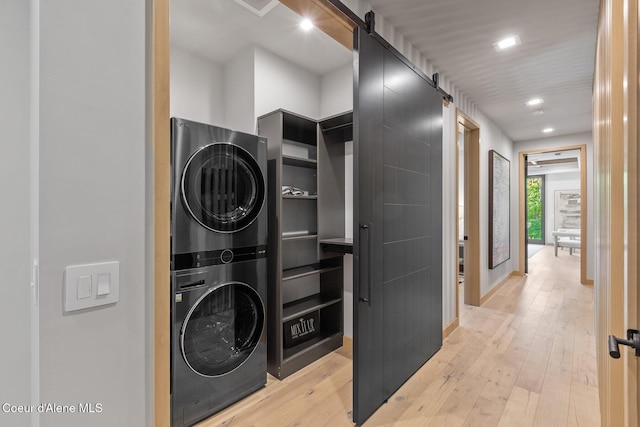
[181,142,265,233]
[181,282,264,377]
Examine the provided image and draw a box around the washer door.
[182,142,265,233]
[181,282,264,377]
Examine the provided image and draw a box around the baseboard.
[342,335,353,353]
[583,279,594,286]
[443,318,459,338]
[480,272,518,305]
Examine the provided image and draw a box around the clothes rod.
[322,122,353,133]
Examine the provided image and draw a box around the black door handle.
[608,329,640,358]
[359,223,372,305]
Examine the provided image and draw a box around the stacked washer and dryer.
[170,118,268,427]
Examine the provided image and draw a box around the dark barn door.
[353,27,444,425]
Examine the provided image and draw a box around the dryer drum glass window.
[181,283,264,377]
[182,143,265,233]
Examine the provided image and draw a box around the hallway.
[198,245,599,426]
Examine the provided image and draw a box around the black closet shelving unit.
[258,109,350,379]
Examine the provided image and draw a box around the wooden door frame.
[517,145,589,285]
[593,0,639,425]
[456,109,481,309]
[150,0,170,425]
[150,1,359,425]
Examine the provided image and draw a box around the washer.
[171,259,267,427]
[171,117,267,270]
[170,118,268,426]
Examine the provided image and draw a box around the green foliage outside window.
[527,177,543,241]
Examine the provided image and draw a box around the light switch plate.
[64,261,119,312]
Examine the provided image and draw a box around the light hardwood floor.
[197,246,600,426]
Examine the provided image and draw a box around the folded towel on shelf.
[282,186,308,196]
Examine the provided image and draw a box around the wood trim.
[342,335,353,354]
[151,0,170,426]
[594,2,610,419]
[465,130,480,306]
[457,109,480,130]
[519,153,525,276]
[579,145,588,285]
[631,1,640,422]
[511,269,525,277]
[480,271,516,306]
[625,0,639,422]
[279,0,358,50]
[442,318,459,338]
[518,144,589,284]
[454,114,461,322]
[593,0,639,424]
[457,109,481,307]
[607,2,625,424]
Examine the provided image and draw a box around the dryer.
[171,118,268,270]
[171,259,267,427]
[170,119,268,426]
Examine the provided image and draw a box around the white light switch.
[96,273,110,296]
[77,275,92,299]
[64,261,119,312]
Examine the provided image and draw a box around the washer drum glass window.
[182,143,265,233]
[181,282,264,377]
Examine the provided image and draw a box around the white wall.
[320,64,353,118]
[515,132,594,279]
[254,47,321,122]
[544,172,581,243]
[173,46,339,133]
[38,1,146,425]
[480,116,516,292]
[170,47,225,127]
[0,2,31,426]
[224,48,255,134]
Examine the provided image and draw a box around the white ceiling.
[171,0,599,142]
[170,0,352,75]
[366,0,599,141]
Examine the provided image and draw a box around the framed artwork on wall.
[489,150,510,269]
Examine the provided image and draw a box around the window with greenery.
[527,176,544,242]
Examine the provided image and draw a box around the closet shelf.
[282,331,343,362]
[260,109,348,380]
[282,234,317,242]
[282,264,342,281]
[282,294,342,322]
[283,155,317,168]
[283,195,317,200]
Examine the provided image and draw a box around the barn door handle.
[608,329,640,358]
[359,223,372,306]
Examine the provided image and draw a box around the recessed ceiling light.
[300,18,314,31]
[526,98,544,106]
[493,35,521,51]
[543,128,554,133]
[532,109,544,116]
